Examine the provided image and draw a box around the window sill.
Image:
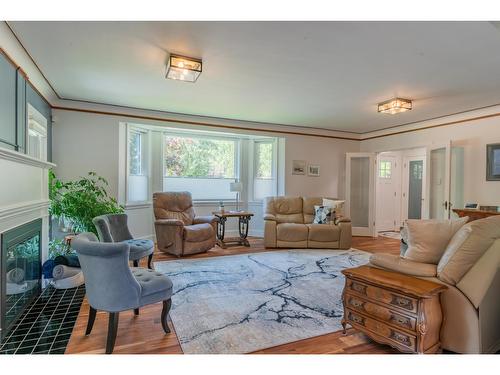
[125,202,152,210]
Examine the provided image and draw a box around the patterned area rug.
[154,249,370,354]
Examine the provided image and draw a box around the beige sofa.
[263,196,352,249]
[370,215,500,353]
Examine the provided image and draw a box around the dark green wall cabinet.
[0,53,17,150]
[0,51,51,160]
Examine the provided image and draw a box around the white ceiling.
[9,21,500,133]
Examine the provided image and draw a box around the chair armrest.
[155,219,184,227]
[369,253,437,277]
[264,214,276,221]
[193,215,219,225]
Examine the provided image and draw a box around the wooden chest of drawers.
[341,265,447,354]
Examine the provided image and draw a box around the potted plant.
[49,170,124,235]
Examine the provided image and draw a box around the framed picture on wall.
[292,160,306,175]
[486,143,500,181]
[308,165,320,177]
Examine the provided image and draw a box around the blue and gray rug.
[154,249,370,354]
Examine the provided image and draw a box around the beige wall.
[361,110,500,207]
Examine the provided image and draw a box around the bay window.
[124,122,282,205]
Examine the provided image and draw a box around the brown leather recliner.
[153,192,218,256]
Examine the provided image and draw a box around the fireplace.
[0,219,42,340]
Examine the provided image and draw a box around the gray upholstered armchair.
[153,192,218,256]
[93,213,155,269]
[72,233,173,354]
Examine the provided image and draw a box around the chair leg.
[133,260,139,267]
[134,308,139,316]
[161,299,172,334]
[106,312,119,354]
[147,253,154,269]
[85,306,97,336]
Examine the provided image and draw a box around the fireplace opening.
[1,219,42,339]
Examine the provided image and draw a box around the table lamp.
[230,182,243,211]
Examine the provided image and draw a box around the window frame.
[252,139,278,201]
[254,140,276,180]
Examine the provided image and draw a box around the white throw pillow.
[323,199,345,216]
[403,217,468,264]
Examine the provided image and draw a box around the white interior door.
[376,154,400,232]
[345,153,376,236]
[426,142,451,219]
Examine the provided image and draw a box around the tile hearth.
[0,285,85,354]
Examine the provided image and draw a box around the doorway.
[375,148,426,236]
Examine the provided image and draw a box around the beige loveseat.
[370,215,500,353]
[263,196,352,249]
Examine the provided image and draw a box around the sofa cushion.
[403,217,468,264]
[303,197,323,223]
[277,223,308,242]
[437,215,500,285]
[370,253,437,277]
[269,197,304,223]
[307,224,340,242]
[132,268,173,297]
[183,223,214,242]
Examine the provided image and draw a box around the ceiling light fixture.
[166,54,202,82]
[377,98,412,114]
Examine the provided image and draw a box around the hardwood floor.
[65,236,400,354]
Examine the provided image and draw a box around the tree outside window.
[164,135,236,178]
[255,142,273,179]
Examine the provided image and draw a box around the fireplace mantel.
[0,147,55,170]
[0,147,56,271]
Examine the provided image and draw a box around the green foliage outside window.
[256,142,273,179]
[129,131,142,175]
[164,135,236,178]
[49,170,124,235]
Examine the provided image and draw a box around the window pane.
[164,135,235,178]
[378,161,391,178]
[129,132,142,175]
[256,142,273,179]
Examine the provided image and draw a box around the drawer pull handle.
[348,312,365,326]
[391,330,411,346]
[351,282,367,295]
[391,314,411,328]
[391,295,414,310]
[349,297,364,308]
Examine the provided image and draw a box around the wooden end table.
[212,211,254,248]
[341,265,447,354]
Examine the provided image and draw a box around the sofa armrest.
[369,253,437,277]
[335,216,351,224]
[193,215,219,225]
[264,214,277,221]
[155,219,184,227]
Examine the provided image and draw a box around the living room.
[1,1,500,373]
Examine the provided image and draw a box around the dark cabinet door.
[0,53,17,150]
[16,72,27,153]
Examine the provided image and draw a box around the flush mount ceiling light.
[377,98,412,114]
[166,54,202,82]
